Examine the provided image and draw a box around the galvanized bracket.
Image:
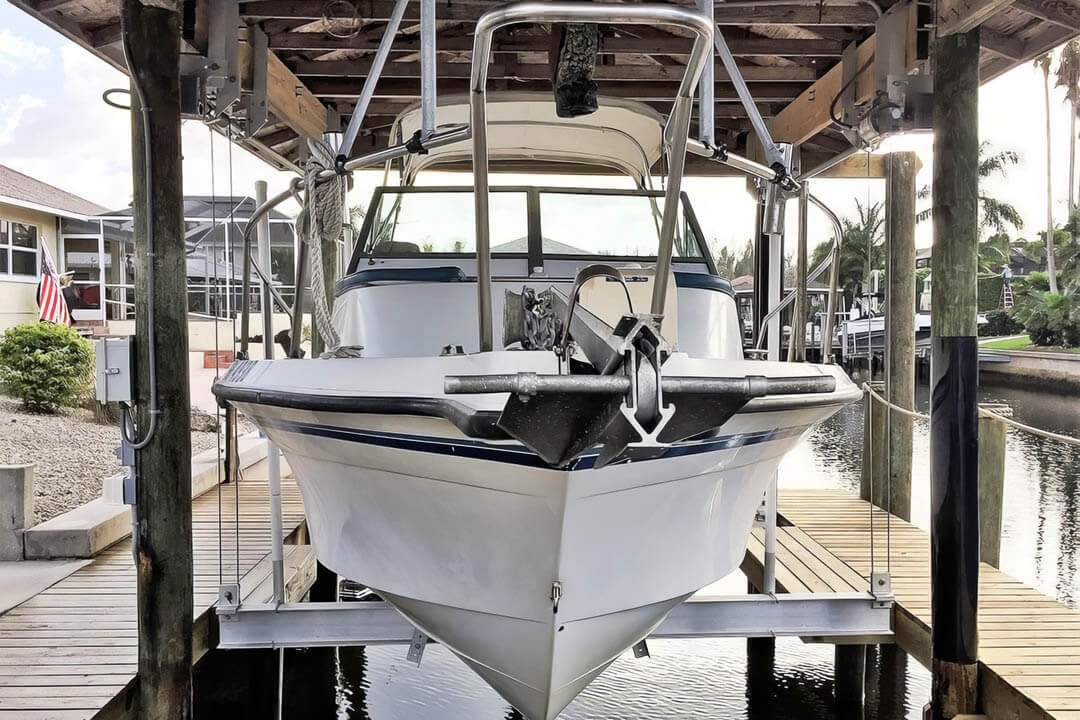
[206,0,241,112]
[217,583,242,618]
[632,639,650,658]
[870,571,894,609]
[242,26,268,137]
[407,629,428,665]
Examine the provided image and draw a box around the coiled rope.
[861,382,1080,447]
[296,138,346,354]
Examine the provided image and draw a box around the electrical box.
[95,337,133,405]
[102,469,135,506]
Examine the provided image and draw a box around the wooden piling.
[977,405,1009,568]
[860,383,888,509]
[884,151,918,522]
[929,25,981,720]
[834,644,866,711]
[123,2,193,718]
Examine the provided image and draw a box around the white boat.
[215,57,860,720]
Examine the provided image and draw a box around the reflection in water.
[287,635,925,719]
[224,378,1075,718]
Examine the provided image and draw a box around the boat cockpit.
[334,185,744,360]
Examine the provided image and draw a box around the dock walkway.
[744,488,1080,720]
[0,459,312,720]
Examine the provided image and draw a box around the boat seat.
[576,266,678,344]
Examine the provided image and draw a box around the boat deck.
[0,459,312,720]
[743,488,1080,720]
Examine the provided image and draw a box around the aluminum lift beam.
[217,594,894,650]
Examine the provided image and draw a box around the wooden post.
[885,152,918,522]
[929,26,980,720]
[860,381,887,508]
[123,2,193,718]
[834,644,866,713]
[977,405,1008,568]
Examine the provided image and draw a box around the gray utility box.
[95,337,133,405]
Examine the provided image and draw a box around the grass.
[981,336,1034,350]
[980,336,1080,353]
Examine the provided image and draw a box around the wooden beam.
[289,58,819,83]
[812,152,887,179]
[769,36,876,145]
[242,0,877,25]
[981,28,1025,59]
[304,77,807,102]
[90,22,123,48]
[1012,0,1080,29]
[713,3,879,24]
[269,33,844,56]
[937,0,1014,36]
[33,0,79,12]
[266,50,329,138]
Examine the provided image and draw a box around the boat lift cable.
[209,125,224,586]
[118,10,159,451]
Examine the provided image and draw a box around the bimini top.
[394,92,665,187]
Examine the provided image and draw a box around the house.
[0,165,109,332]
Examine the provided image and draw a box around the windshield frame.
[348,185,717,276]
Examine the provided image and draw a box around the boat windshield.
[359,187,707,260]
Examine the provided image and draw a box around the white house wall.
[0,201,59,333]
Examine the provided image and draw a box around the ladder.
[1001,282,1014,309]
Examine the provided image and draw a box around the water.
[201,378,1078,719]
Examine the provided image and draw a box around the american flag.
[37,243,71,326]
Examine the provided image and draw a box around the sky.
[0,2,1070,258]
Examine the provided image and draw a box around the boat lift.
[216,0,893,658]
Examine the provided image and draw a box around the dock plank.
[763,487,1080,720]
[0,459,312,720]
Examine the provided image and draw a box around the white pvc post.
[420,0,436,139]
[257,180,286,605]
[697,0,714,145]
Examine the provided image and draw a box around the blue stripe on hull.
[258,417,811,469]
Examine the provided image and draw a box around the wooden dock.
[0,459,313,720]
[744,488,1080,720]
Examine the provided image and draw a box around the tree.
[916,142,1023,236]
[1037,52,1060,293]
[809,200,885,310]
[1056,40,1080,213]
[713,238,754,279]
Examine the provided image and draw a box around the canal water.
[200,377,1078,719]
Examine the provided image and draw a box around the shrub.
[1010,289,1080,347]
[980,308,1025,337]
[0,323,94,412]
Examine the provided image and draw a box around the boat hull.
[236,401,833,719]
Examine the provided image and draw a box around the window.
[1,219,39,278]
[363,190,529,255]
[538,192,703,258]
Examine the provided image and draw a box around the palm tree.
[1056,40,1080,213]
[1037,52,1060,293]
[916,142,1023,235]
[809,200,885,310]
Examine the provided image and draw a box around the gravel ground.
[0,395,224,525]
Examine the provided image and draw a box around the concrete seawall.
[979,349,1080,393]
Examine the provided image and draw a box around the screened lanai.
[58,195,300,323]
